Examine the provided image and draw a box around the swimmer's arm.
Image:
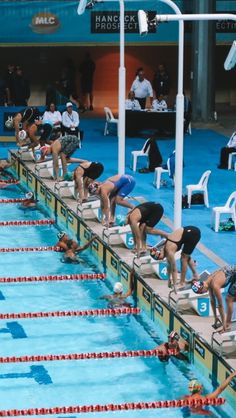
[60,153,68,179]
[124,269,135,297]
[76,237,95,252]
[167,252,178,287]
[100,190,110,224]
[66,157,87,163]
[56,242,68,251]
[52,152,60,180]
[75,175,84,203]
[212,287,226,331]
[207,370,236,398]
[99,294,112,300]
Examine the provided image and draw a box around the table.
[126,109,176,136]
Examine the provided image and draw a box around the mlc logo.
[30,12,60,34]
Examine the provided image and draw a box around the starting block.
[35,160,65,179]
[211,320,236,356]
[18,146,35,162]
[168,270,214,316]
[54,180,76,199]
[77,197,101,220]
[102,225,134,248]
[133,254,168,280]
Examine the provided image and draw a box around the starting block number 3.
[197,298,210,316]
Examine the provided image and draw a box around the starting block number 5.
[125,233,134,249]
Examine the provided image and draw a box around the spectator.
[191,265,236,332]
[4,63,15,105]
[12,66,30,106]
[62,102,80,136]
[218,131,236,169]
[0,75,7,106]
[125,91,141,111]
[130,68,153,109]
[138,136,163,173]
[43,103,62,135]
[184,93,192,133]
[153,64,170,98]
[79,52,96,111]
[152,93,168,111]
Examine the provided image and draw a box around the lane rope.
[0,179,19,185]
[0,307,141,320]
[0,348,179,364]
[0,246,60,253]
[0,219,55,227]
[0,398,225,416]
[0,273,106,283]
[0,198,25,204]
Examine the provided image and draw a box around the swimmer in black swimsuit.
[154,331,189,362]
[126,202,167,257]
[155,226,201,290]
[56,231,95,254]
[73,160,104,203]
[100,269,135,307]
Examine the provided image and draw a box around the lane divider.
[0,273,106,283]
[0,246,61,253]
[0,307,141,320]
[0,398,225,416]
[0,219,55,226]
[0,348,179,364]
[0,179,19,185]
[0,198,25,204]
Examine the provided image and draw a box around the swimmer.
[191,265,236,332]
[126,202,166,257]
[151,226,201,291]
[181,370,236,416]
[88,174,136,227]
[57,231,95,254]
[21,192,37,208]
[72,160,104,204]
[154,331,188,362]
[0,159,15,178]
[100,269,135,307]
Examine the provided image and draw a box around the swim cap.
[57,231,66,240]
[113,282,123,294]
[89,163,104,180]
[5,119,13,129]
[40,145,50,158]
[191,281,207,294]
[64,172,73,181]
[168,331,180,341]
[25,192,33,200]
[88,182,99,195]
[188,379,203,393]
[150,247,163,261]
[18,130,27,141]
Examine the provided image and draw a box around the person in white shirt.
[62,102,80,136]
[152,94,168,111]
[218,131,236,169]
[125,91,141,111]
[130,69,153,109]
[43,103,62,134]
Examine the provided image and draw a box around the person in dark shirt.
[12,66,30,106]
[79,53,96,111]
[153,64,170,98]
[0,77,7,106]
[4,63,15,105]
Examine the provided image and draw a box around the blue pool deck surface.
[0,116,236,417]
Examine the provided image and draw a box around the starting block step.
[211,320,236,356]
[102,225,134,248]
[35,160,64,179]
[77,197,101,220]
[54,180,75,199]
[18,147,35,162]
[133,255,168,280]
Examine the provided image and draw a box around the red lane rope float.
[0,398,226,416]
[0,179,19,185]
[0,198,25,204]
[0,273,106,283]
[0,246,60,253]
[0,307,141,320]
[0,219,55,227]
[0,348,179,364]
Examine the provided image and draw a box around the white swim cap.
[18,130,27,140]
[57,231,66,240]
[113,282,123,294]
[25,192,33,199]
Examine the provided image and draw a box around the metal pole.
[118,0,126,174]
[159,0,184,229]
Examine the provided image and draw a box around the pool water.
[0,185,234,418]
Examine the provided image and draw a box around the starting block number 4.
[158,262,168,280]
[197,298,210,316]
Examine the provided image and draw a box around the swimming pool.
[0,184,234,418]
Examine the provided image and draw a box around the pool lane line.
[0,273,106,283]
[0,398,225,416]
[0,348,179,364]
[0,198,25,203]
[0,219,55,226]
[0,245,60,253]
[0,307,141,320]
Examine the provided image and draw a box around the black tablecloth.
[126,110,176,136]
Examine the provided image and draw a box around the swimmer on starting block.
[57,231,95,263]
[100,269,135,308]
[181,371,236,417]
[154,331,188,362]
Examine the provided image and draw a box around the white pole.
[159,0,184,229]
[118,0,126,174]
[155,13,236,22]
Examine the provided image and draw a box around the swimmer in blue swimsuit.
[88,174,136,227]
[100,269,134,307]
[191,265,236,332]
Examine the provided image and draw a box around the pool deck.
[20,155,236,372]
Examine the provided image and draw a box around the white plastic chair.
[131,139,150,171]
[212,191,236,232]
[104,107,118,136]
[186,170,211,208]
[228,152,236,170]
[153,167,169,188]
